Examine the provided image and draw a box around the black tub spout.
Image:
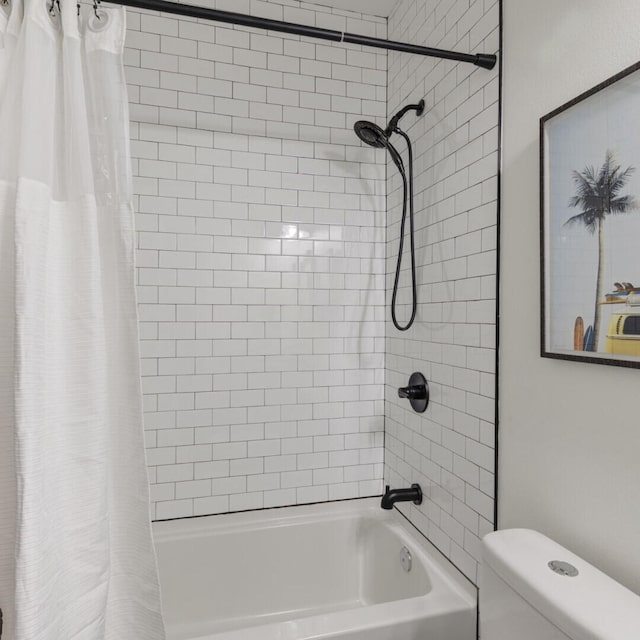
[381,484,422,509]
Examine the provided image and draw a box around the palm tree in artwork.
[565,150,637,350]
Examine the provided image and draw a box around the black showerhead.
[354,99,425,151]
[354,120,388,148]
[354,120,404,172]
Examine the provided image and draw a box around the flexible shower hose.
[388,128,417,331]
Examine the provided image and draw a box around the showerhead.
[354,98,425,151]
[354,120,388,148]
[354,120,405,172]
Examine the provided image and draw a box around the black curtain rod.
[109,0,497,70]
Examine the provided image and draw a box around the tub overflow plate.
[400,546,412,572]
[548,560,579,577]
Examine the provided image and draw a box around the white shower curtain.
[0,0,165,638]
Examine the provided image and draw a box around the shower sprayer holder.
[386,99,425,136]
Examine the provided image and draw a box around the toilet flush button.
[548,560,579,577]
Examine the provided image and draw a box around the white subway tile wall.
[383,0,499,584]
[126,0,388,520]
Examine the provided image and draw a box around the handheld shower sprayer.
[354,99,425,332]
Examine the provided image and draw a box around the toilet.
[479,529,640,639]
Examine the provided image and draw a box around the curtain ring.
[93,0,101,19]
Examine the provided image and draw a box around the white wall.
[125,0,387,520]
[501,1,640,594]
[384,0,500,584]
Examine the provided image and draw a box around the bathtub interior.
[154,500,473,640]
[357,517,431,605]
[159,517,393,636]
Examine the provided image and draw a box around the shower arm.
[386,101,426,137]
[106,0,497,70]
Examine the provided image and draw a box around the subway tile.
[156,499,193,519]
[230,457,264,476]
[194,496,229,516]
[297,485,328,504]
[229,492,262,512]
[193,425,229,445]
[194,460,230,480]
[175,479,211,499]
[263,488,296,508]
[211,476,246,495]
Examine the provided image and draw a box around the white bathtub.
[153,498,477,640]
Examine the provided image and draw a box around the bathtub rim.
[153,496,386,539]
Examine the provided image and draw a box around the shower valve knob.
[397,372,429,413]
[398,385,426,400]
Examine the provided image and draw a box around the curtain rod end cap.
[474,53,497,70]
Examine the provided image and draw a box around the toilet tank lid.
[482,529,640,640]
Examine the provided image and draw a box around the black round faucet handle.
[398,384,426,400]
[397,372,429,413]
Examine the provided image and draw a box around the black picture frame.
[540,60,640,368]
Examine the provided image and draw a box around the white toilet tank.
[479,529,640,640]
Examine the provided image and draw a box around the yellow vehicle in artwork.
[605,294,640,356]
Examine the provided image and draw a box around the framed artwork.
[541,60,640,368]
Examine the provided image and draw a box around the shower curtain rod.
[107,0,497,70]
